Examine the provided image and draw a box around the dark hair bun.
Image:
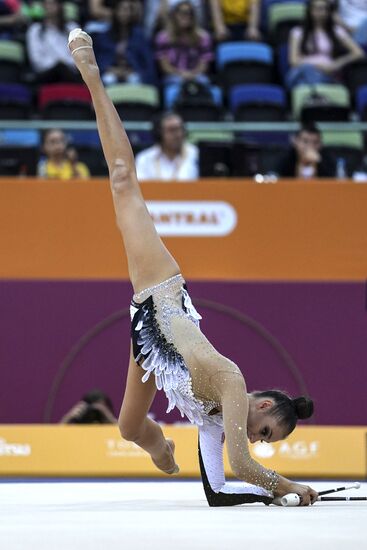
[292,396,314,419]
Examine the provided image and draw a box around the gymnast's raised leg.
[69,31,179,474]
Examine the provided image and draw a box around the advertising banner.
[0,425,365,479]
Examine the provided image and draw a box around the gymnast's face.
[246,398,286,444]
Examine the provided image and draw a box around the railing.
[1,121,367,132]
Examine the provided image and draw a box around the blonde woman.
[155,1,213,88]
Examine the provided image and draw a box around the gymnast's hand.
[287,482,318,506]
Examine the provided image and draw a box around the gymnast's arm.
[214,370,293,497]
[198,420,273,506]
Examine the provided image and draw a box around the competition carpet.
[0,480,366,549]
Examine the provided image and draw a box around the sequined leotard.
[130,274,279,501]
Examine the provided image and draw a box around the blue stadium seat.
[356,85,367,120]
[217,43,275,89]
[0,83,32,119]
[217,42,273,69]
[229,84,287,121]
[229,84,286,111]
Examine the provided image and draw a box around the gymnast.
[68,29,318,507]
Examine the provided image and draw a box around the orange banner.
[0,425,365,478]
[1,178,367,280]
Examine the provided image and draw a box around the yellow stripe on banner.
[0,425,366,478]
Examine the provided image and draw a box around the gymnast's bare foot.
[152,439,179,475]
[68,29,100,85]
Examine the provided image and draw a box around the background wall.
[1,179,366,425]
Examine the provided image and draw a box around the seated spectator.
[333,0,367,49]
[286,0,364,89]
[155,1,213,93]
[88,0,142,23]
[0,0,28,38]
[135,112,198,180]
[38,129,90,179]
[144,0,206,39]
[208,0,262,42]
[88,0,114,22]
[91,0,156,85]
[60,389,117,424]
[274,124,334,178]
[26,0,80,83]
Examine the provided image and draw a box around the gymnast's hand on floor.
[286,482,318,506]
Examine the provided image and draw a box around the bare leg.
[119,345,178,474]
[69,33,180,295]
[69,33,179,473]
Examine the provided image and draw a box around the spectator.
[91,0,156,85]
[60,389,117,424]
[333,0,367,49]
[155,0,213,93]
[286,0,364,89]
[26,0,80,83]
[135,112,199,180]
[38,129,90,179]
[0,0,28,38]
[88,0,142,23]
[208,0,262,42]
[275,124,334,178]
[144,0,206,39]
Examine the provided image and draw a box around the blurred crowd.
[1,0,367,179]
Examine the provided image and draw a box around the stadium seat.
[261,0,306,33]
[164,83,223,121]
[199,141,233,177]
[38,84,93,120]
[276,43,289,83]
[343,60,367,97]
[321,131,364,149]
[217,42,274,89]
[0,146,38,176]
[0,40,24,82]
[106,84,159,121]
[188,130,234,144]
[356,85,367,120]
[268,2,306,44]
[321,131,364,176]
[229,84,287,121]
[291,84,350,121]
[0,84,32,120]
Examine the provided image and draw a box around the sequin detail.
[131,275,220,426]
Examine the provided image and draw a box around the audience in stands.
[26,0,80,83]
[275,124,334,178]
[286,0,364,89]
[60,389,117,424]
[333,0,367,49]
[88,0,114,21]
[155,0,213,95]
[209,0,262,42]
[91,0,156,85]
[135,111,198,180]
[144,0,206,38]
[38,129,90,179]
[0,0,28,38]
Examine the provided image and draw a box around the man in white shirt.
[135,112,199,180]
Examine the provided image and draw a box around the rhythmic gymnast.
[68,29,318,507]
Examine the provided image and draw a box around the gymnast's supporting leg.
[69,32,178,473]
